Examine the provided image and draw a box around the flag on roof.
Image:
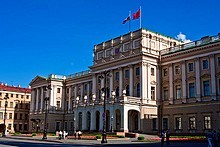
[132,9,141,20]
[122,16,130,24]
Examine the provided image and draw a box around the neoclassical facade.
[29,28,220,135]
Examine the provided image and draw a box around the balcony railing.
[161,34,220,55]
[67,70,91,78]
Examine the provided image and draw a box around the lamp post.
[2,93,9,137]
[100,71,111,144]
[42,85,51,140]
[111,91,115,133]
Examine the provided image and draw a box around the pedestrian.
[160,130,165,147]
[74,131,77,139]
[63,130,66,139]
[207,130,213,147]
[78,130,82,139]
[213,130,218,147]
[166,130,170,145]
[58,130,62,140]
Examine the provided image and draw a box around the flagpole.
[140,6,142,29]
[129,11,131,32]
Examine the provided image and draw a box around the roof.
[0,84,31,93]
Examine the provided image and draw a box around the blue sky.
[0,0,220,88]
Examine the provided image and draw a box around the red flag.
[132,9,140,20]
[122,16,130,24]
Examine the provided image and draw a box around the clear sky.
[0,0,220,88]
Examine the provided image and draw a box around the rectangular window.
[189,116,196,129]
[175,66,180,75]
[204,116,211,129]
[21,95,23,98]
[20,114,22,120]
[125,70,129,78]
[176,85,181,99]
[14,124,17,131]
[152,118,157,130]
[115,72,119,80]
[106,49,111,57]
[0,112,3,119]
[151,68,155,76]
[19,124,22,130]
[9,113,12,119]
[26,95,29,99]
[57,101,61,108]
[163,68,168,76]
[70,122,74,131]
[97,51,104,59]
[188,63,194,72]
[136,67,140,76]
[124,43,130,51]
[218,57,220,66]
[163,118,168,130]
[14,113,17,120]
[64,121,68,131]
[56,122,60,131]
[24,124,28,131]
[203,80,210,96]
[175,117,181,129]
[189,83,195,98]
[57,88,61,93]
[151,87,155,100]
[25,114,28,120]
[8,124,12,130]
[202,59,208,69]
[163,88,168,100]
[11,94,13,97]
[0,92,2,96]
[10,102,13,108]
[134,40,141,48]
[16,94,19,98]
[0,101,1,107]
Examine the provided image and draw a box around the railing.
[48,74,66,80]
[67,70,92,78]
[161,34,220,55]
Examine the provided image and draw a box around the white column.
[210,54,217,100]
[195,58,201,101]
[181,61,187,102]
[61,86,65,111]
[53,85,57,112]
[49,85,54,112]
[156,65,161,103]
[120,107,128,132]
[68,87,72,112]
[119,68,123,96]
[30,89,35,113]
[74,85,77,98]
[141,62,147,104]
[92,74,97,95]
[40,87,44,112]
[110,70,113,97]
[80,84,83,101]
[35,88,39,113]
[169,64,174,104]
[87,82,90,100]
[129,65,133,96]
[147,63,151,102]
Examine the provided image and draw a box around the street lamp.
[42,85,51,140]
[2,93,9,137]
[100,71,111,144]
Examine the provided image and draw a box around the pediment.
[29,76,47,86]
[200,74,211,79]
[174,78,182,83]
[187,76,196,81]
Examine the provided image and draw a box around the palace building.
[29,28,220,135]
[0,83,31,133]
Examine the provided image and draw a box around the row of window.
[0,101,29,109]
[0,93,30,99]
[163,79,219,100]
[162,116,212,130]
[163,57,220,76]
[0,112,28,120]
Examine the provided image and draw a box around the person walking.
[166,130,170,145]
[160,130,165,147]
[213,130,218,147]
[207,130,213,147]
[58,130,62,140]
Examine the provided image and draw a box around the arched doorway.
[95,111,100,131]
[87,111,91,131]
[128,110,139,132]
[115,109,121,131]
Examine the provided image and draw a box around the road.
[0,137,211,147]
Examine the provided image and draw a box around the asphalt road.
[0,137,213,147]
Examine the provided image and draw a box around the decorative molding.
[200,74,211,79]
[174,78,182,83]
[187,76,196,81]
[150,80,157,85]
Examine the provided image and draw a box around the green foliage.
[32,133,36,136]
[96,135,102,139]
[13,132,21,135]
[170,136,206,139]
[118,135,125,138]
[138,136,145,140]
